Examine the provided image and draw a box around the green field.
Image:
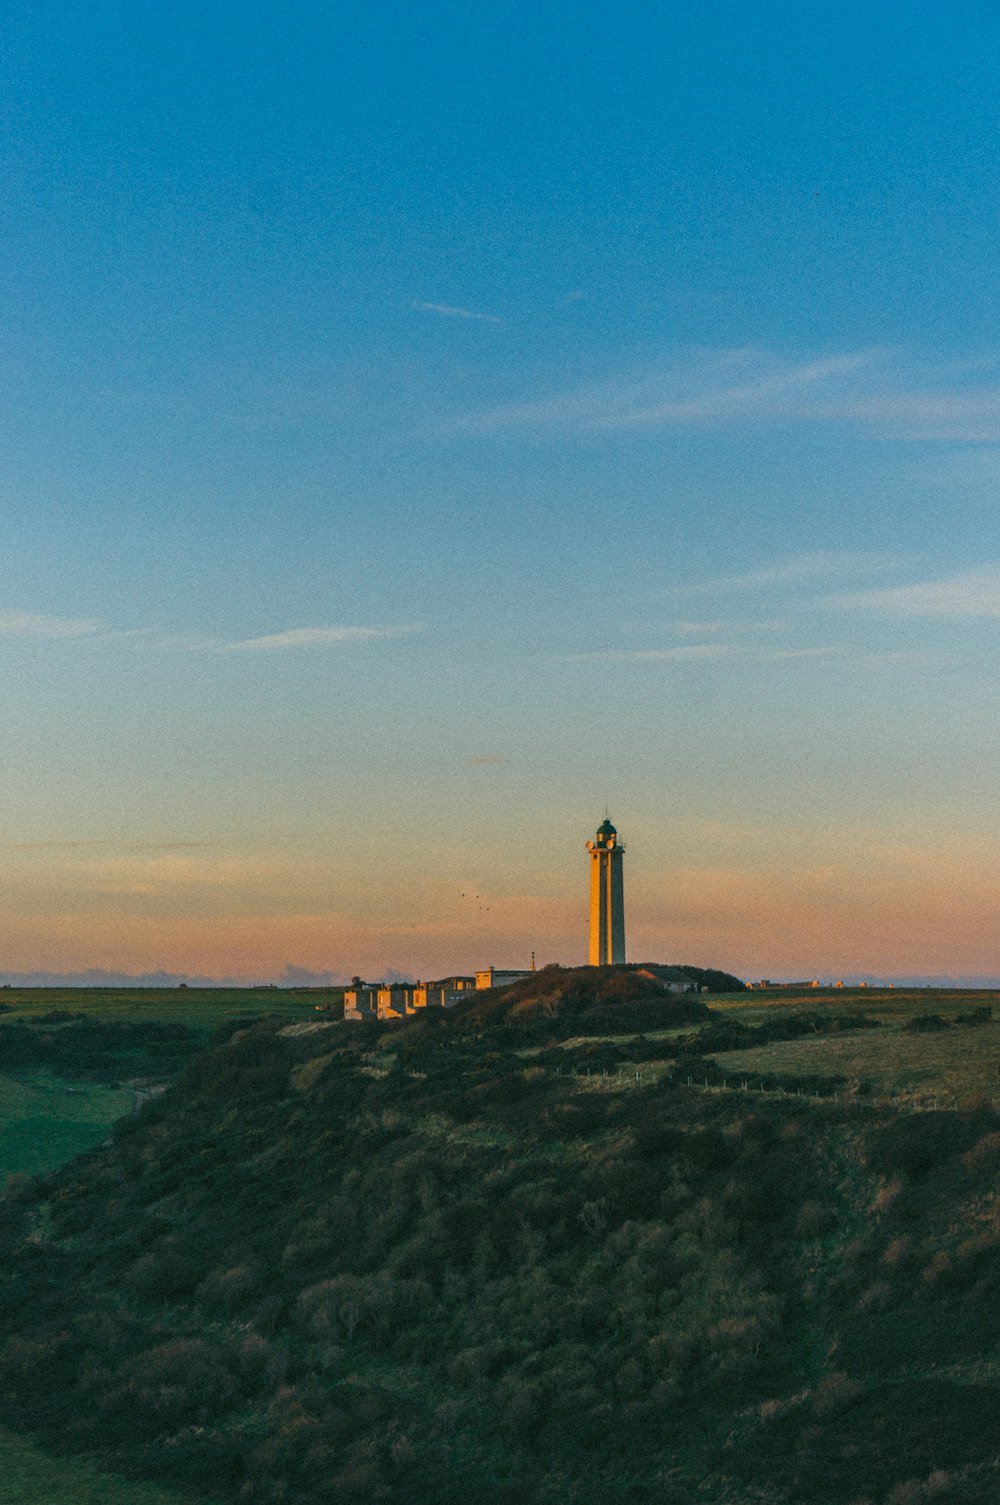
[0,986,342,1032]
[712,983,998,1022]
[0,1074,134,1180]
[711,1017,1000,1104]
[543,987,1000,1107]
[0,1428,212,1505]
[708,987,1000,1105]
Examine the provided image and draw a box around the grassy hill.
[0,971,997,1503]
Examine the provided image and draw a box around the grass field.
[0,986,342,1032]
[0,1073,133,1179]
[0,1428,213,1505]
[711,1015,1000,1105]
[701,986,1000,1105]
[536,987,1000,1107]
[711,984,1000,1022]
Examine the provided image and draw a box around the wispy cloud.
[412,300,501,324]
[443,346,1000,441]
[563,644,736,663]
[833,565,1000,618]
[0,615,422,655]
[447,349,881,434]
[611,353,879,430]
[652,551,905,598]
[754,646,842,662]
[669,619,743,635]
[806,392,1000,442]
[622,618,789,637]
[466,754,510,766]
[217,625,422,653]
[0,612,102,639]
[579,552,971,670]
[11,840,214,852]
[94,627,158,643]
[563,642,923,667]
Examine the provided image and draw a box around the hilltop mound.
[448,962,739,1037]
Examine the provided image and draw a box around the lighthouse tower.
[586,816,625,966]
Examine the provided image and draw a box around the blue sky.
[2,1,1000,981]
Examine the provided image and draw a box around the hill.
[0,981,997,1503]
[444,962,737,1037]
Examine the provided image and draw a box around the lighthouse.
[586,816,625,966]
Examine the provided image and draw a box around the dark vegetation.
[450,963,739,1039]
[0,1016,201,1083]
[0,972,998,1503]
[905,1007,993,1033]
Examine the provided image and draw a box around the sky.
[2,0,1000,983]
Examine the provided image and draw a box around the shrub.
[298,1276,369,1340]
[870,1179,904,1215]
[683,1128,733,1171]
[794,1200,838,1239]
[962,1132,1000,1174]
[882,1237,912,1269]
[886,1472,952,1504]
[857,1280,894,1312]
[921,1251,954,1286]
[904,1014,951,1033]
[127,1247,203,1303]
[867,1117,980,1178]
[811,1370,863,1416]
[198,1262,262,1313]
[956,1006,992,1026]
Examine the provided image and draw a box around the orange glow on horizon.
[0,865,996,982]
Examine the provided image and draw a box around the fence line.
[552,1061,965,1113]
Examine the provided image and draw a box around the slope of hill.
[0,980,997,1504]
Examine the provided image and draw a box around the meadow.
[0,986,341,1032]
[711,988,1000,1106]
[709,1015,1000,1106]
[0,1074,133,1179]
[713,984,999,1025]
[548,987,1000,1107]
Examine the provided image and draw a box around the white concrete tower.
[586,816,625,966]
